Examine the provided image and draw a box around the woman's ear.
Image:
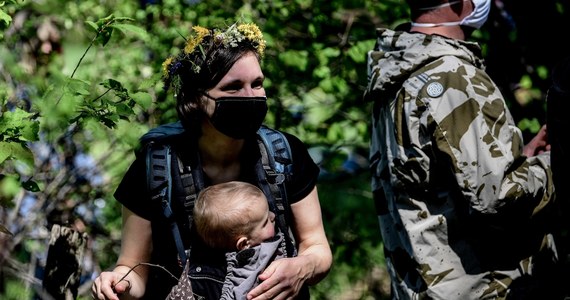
[236,236,249,251]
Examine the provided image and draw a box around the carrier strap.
[147,142,188,264]
[256,127,296,256]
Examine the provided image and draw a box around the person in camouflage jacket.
[364,0,565,299]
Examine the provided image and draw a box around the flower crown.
[162,22,266,92]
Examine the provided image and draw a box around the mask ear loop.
[202,92,217,101]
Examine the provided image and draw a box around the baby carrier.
[140,122,297,299]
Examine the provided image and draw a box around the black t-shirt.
[113,127,319,299]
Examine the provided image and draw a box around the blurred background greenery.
[0,0,567,299]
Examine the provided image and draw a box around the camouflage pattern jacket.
[365,28,561,299]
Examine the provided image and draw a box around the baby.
[167,181,285,300]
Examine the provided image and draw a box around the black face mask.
[207,95,268,139]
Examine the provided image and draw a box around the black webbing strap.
[146,142,188,264]
[256,128,296,257]
[176,150,204,237]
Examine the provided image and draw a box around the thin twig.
[115,262,180,288]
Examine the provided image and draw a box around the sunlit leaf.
[519,74,533,89]
[109,23,149,40]
[0,108,29,126]
[0,175,20,199]
[9,143,34,168]
[20,121,39,142]
[65,78,91,96]
[115,103,134,117]
[0,9,11,26]
[85,20,98,32]
[0,142,11,164]
[96,14,114,27]
[314,65,331,79]
[278,50,309,71]
[112,17,134,23]
[537,65,549,80]
[347,40,376,63]
[132,92,152,109]
[518,118,541,133]
[303,88,340,126]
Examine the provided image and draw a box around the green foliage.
[0,1,18,39]
[0,108,38,166]
[4,279,32,300]
[313,172,389,299]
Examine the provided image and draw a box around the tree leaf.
[278,50,309,71]
[0,142,11,164]
[85,20,98,32]
[101,78,125,92]
[0,108,34,130]
[65,78,92,96]
[115,102,134,117]
[0,175,21,200]
[22,179,40,192]
[0,8,11,26]
[9,143,34,169]
[109,23,149,40]
[96,27,113,47]
[132,92,152,109]
[303,87,340,126]
[347,40,376,63]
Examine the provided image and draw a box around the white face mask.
[411,0,491,29]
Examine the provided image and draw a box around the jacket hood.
[365,28,485,101]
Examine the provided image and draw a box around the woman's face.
[203,52,266,117]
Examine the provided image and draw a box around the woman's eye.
[221,85,241,92]
[252,80,264,89]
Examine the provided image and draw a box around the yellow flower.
[237,23,266,56]
[184,26,210,54]
[162,56,174,78]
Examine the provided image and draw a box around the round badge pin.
[426,82,444,97]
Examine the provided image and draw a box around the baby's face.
[247,197,275,246]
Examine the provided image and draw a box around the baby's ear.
[236,236,249,251]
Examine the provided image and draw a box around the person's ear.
[236,236,249,250]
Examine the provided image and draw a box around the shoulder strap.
[140,121,185,144]
[256,125,297,256]
[146,141,188,264]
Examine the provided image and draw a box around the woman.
[92,21,332,300]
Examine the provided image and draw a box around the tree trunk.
[42,224,88,300]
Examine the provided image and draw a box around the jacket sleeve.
[410,56,554,220]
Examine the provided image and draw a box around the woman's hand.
[91,270,133,300]
[247,187,332,300]
[246,256,310,300]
